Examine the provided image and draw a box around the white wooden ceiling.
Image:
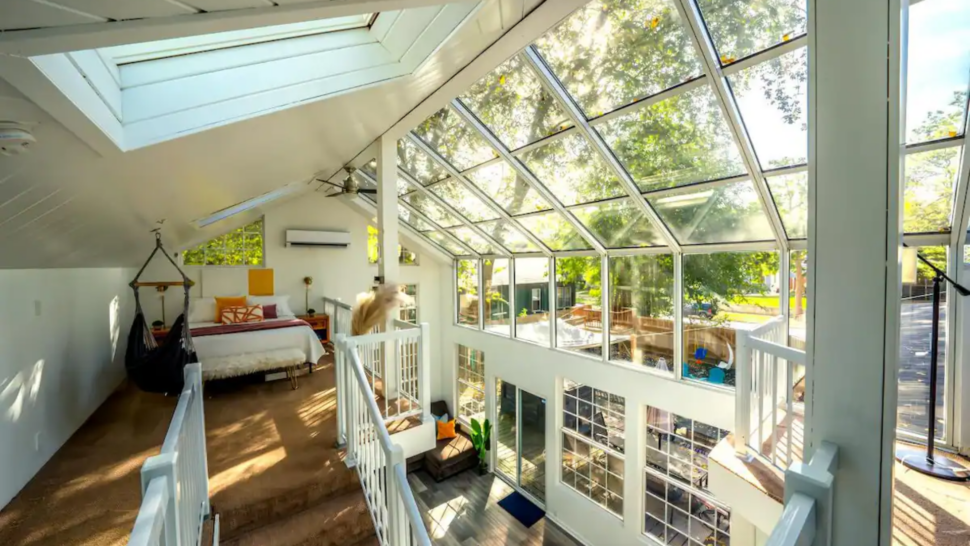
[0,0,545,269]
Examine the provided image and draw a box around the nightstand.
[299,314,330,344]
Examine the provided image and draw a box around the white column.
[808,0,905,544]
[377,134,400,399]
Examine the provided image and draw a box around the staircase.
[210,358,378,546]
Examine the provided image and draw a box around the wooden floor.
[408,469,581,546]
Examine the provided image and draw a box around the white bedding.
[189,316,326,366]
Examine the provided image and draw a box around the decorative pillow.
[433,413,450,424]
[215,296,248,323]
[262,303,278,319]
[248,295,294,317]
[220,305,264,324]
[436,419,457,441]
[188,298,217,324]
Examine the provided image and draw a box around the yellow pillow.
[436,419,457,441]
[214,296,247,324]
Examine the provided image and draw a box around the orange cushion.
[436,419,457,441]
[214,297,247,324]
[221,305,264,324]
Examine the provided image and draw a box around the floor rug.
[497,491,545,528]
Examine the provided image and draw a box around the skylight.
[99,14,375,64]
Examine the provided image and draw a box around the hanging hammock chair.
[125,231,198,394]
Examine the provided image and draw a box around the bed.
[186,296,326,384]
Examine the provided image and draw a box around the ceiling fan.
[318,167,377,198]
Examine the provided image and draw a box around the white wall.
[137,193,450,401]
[0,267,134,510]
[436,263,737,546]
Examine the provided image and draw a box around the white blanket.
[190,317,326,367]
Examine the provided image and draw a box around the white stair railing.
[335,330,432,546]
[765,442,839,546]
[128,363,214,546]
[322,296,353,340]
[735,316,807,470]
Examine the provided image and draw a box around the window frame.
[181,217,265,268]
[456,345,486,427]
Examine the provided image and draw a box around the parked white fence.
[128,363,213,546]
[735,316,807,470]
[335,330,433,546]
[765,442,839,546]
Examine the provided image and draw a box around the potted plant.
[151,320,165,331]
[469,417,492,475]
[307,308,316,317]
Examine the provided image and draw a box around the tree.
[183,218,263,266]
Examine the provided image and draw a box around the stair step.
[220,489,375,546]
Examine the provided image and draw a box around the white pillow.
[188,298,217,324]
[248,295,294,317]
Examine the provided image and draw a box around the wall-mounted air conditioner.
[285,230,350,248]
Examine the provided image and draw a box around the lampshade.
[902,247,918,285]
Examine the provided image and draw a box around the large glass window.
[644,406,732,545]
[183,217,264,266]
[457,345,485,424]
[609,255,675,373]
[648,180,775,245]
[534,0,702,118]
[555,257,603,356]
[399,284,418,323]
[400,192,464,228]
[596,85,745,192]
[397,138,449,185]
[428,179,500,223]
[465,161,553,216]
[459,55,573,151]
[903,147,960,234]
[898,246,948,440]
[517,212,592,251]
[767,171,808,239]
[477,220,542,253]
[483,258,511,336]
[412,107,496,170]
[519,134,627,205]
[789,250,808,351]
[682,252,781,386]
[457,259,479,327]
[514,258,550,344]
[571,198,666,249]
[561,379,625,517]
[367,226,419,265]
[448,226,498,255]
[697,0,806,63]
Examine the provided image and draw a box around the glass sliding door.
[494,378,547,504]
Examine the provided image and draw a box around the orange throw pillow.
[214,296,247,324]
[436,419,457,441]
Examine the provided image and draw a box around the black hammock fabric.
[125,313,196,395]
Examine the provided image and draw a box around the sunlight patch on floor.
[297,387,336,430]
[209,445,288,495]
[427,495,469,539]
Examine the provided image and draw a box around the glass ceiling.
[360,0,969,258]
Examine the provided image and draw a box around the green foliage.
[519,308,528,318]
[182,218,264,266]
[367,225,419,265]
[684,252,779,324]
[469,418,492,468]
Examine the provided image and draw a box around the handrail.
[336,332,432,546]
[322,295,352,311]
[735,316,807,471]
[128,363,212,546]
[393,318,419,330]
[766,442,839,546]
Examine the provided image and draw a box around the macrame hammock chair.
[125,231,198,394]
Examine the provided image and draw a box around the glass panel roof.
[766,171,808,239]
[412,108,497,170]
[729,47,807,169]
[904,147,960,234]
[596,85,746,192]
[516,212,593,251]
[906,0,970,144]
[357,162,412,195]
[428,179,500,222]
[697,0,806,64]
[397,139,450,185]
[426,231,469,255]
[449,226,500,255]
[519,133,628,205]
[459,56,573,151]
[397,205,435,232]
[477,220,542,253]
[533,0,703,118]
[400,193,464,229]
[571,198,666,248]
[465,161,553,215]
[647,180,774,244]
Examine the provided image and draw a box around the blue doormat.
[497,491,544,528]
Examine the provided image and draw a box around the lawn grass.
[733,295,808,309]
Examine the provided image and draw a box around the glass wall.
[496,379,518,481]
[682,251,781,386]
[482,258,511,336]
[515,257,550,344]
[555,256,603,357]
[457,259,479,327]
[457,345,485,424]
[898,246,947,440]
[609,254,675,373]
